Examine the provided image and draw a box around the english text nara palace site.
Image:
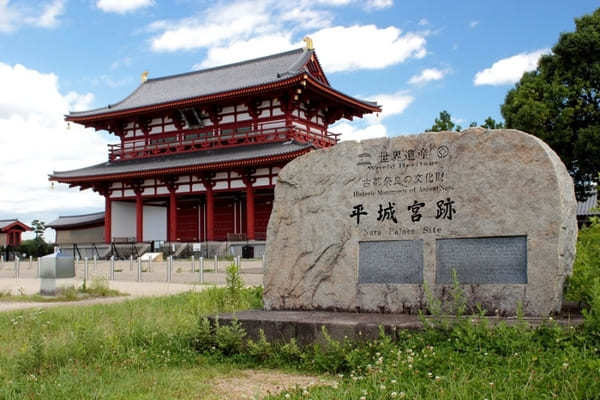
[49,42,379,248]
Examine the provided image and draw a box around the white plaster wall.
[144,205,166,241]
[111,201,167,241]
[112,201,135,238]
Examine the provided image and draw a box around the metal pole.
[199,256,204,284]
[191,255,195,273]
[29,255,33,269]
[137,257,141,282]
[15,256,20,279]
[84,257,89,282]
[129,255,133,271]
[214,255,218,272]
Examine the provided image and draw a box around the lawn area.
[1,225,600,400]
[0,285,599,399]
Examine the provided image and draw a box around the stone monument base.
[209,310,583,345]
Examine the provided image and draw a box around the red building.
[0,219,32,247]
[49,44,379,244]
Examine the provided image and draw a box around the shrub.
[567,222,600,305]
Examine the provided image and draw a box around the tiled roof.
[47,212,105,228]
[0,219,31,231]
[577,190,599,216]
[0,219,18,230]
[70,48,316,118]
[50,141,313,180]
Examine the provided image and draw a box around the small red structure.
[49,44,380,244]
[0,219,32,247]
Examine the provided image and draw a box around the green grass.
[0,287,263,399]
[0,278,125,303]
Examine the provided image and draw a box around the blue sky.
[0,0,598,237]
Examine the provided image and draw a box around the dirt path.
[0,278,220,312]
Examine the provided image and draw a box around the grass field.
[2,223,600,400]
[0,284,599,399]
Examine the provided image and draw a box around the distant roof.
[577,190,599,216]
[0,219,32,231]
[67,48,378,120]
[47,212,105,229]
[50,141,313,182]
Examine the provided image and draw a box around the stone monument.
[263,128,577,316]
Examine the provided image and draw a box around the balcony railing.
[108,121,340,161]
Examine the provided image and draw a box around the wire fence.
[0,255,265,286]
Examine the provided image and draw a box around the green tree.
[31,220,46,239]
[427,110,461,132]
[481,117,505,129]
[501,8,600,199]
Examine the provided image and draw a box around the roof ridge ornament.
[141,71,149,83]
[303,36,314,50]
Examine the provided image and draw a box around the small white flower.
[562,362,569,369]
[427,372,432,377]
[391,379,397,384]
[391,392,397,398]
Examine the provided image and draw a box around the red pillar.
[246,185,255,240]
[169,189,177,242]
[104,195,112,244]
[206,187,214,241]
[136,192,144,242]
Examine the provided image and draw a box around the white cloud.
[151,0,273,52]
[364,0,393,10]
[0,62,109,225]
[195,34,295,69]
[408,68,448,85]
[369,90,413,120]
[96,0,153,14]
[474,48,550,86]
[469,20,479,28]
[333,90,413,141]
[35,0,65,28]
[110,56,133,71]
[150,0,425,73]
[418,18,429,26]
[0,0,65,32]
[335,121,387,141]
[309,25,426,72]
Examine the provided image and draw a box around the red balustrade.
[108,122,340,161]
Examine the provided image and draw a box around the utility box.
[40,253,75,295]
[242,245,254,259]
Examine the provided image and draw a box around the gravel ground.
[0,258,264,312]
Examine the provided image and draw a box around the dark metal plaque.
[359,240,424,284]
[436,236,527,284]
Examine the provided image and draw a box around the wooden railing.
[108,122,340,161]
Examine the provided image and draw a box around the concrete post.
[93,255,97,271]
[29,255,33,269]
[15,256,20,279]
[37,257,41,278]
[129,255,133,271]
[199,256,204,284]
[84,257,89,282]
[191,255,195,273]
[137,257,141,282]
[110,256,115,280]
[214,255,218,272]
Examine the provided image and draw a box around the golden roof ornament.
[141,71,149,83]
[303,36,314,50]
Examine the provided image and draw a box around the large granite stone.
[263,128,577,316]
